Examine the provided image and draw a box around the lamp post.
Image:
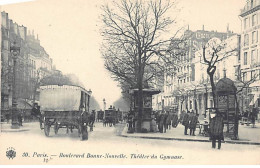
[88,89,92,112]
[10,41,20,129]
[103,98,106,119]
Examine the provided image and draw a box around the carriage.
[96,110,104,122]
[39,85,92,140]
[103,106,120,126]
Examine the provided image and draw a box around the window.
[244,52,248,65]
[252,31,258,44]
[252,50,256,63]
[252,14,257,26]
[244,34,249,46]
[251,70,256,79]
[251,0,254,8]
[244,18,248,29]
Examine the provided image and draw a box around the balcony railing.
[240,0,260,15]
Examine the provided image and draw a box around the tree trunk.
[136,54,143,133]
[209,74,217,108]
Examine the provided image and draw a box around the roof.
[40,84,92,96]
[216,77,237,93]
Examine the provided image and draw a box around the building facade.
[239,0,260,110]
[156,0,260,118]
[1,11,53,114]
[160,28,234,117]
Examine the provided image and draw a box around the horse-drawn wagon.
[39,85,92,140]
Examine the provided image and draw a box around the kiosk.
[216,77,239,140]
[129,88,160,132]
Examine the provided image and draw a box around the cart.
[39,85,92,140]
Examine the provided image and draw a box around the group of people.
[155,111,178,133]
[242,107,259,128]
[126,109,226,149]
[180,110,199,136]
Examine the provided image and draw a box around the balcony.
[240,1,260,17]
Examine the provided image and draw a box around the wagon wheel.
[54,122,59,135]
[44,123,50,137]
[81,124,88,141]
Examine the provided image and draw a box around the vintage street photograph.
[0,0,259,165]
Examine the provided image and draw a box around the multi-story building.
[239,0,260,109]
[193,35,241,118]
[1,11,29,112]
[161,27,234,115]
[27,31,52,102]
[1,11,53,114]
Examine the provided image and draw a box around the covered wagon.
[39,85,92,140]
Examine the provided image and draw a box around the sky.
[1,0,246,107]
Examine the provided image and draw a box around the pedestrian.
[252,106,258,128]
[209,112,224,149]
[166,111,172,130]
[163,111,169,133]
[127,112,134,131]
[89,110,95,131]
[172,111,179,128]
[189,111,198,136]
[158,111,165,133]
[103,118,107,127]
[182,111,190,135]
[151,117,158,133]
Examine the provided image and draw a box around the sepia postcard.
[0,0,260,165]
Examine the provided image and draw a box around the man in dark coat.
[210,112,224,149]
[163,111,169,133]
[165,111,172,130]
[172,112,179,128]
[189,111,198,136]
[182,111,190,135]
[158,111,166,133]
[89,110,95,131]
[251,107,258,128]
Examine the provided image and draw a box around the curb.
[118,124,260,146]
[1,129,30,132]
[119,134,260,146]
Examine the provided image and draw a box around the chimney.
[188,24,190,31]
[202,25,204,31]
[227,23,230,32]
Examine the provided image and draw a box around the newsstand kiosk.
[216,77,239,140]
[129,88,160,132]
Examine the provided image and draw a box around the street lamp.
[103,98,106,119]
[10,41,20,129]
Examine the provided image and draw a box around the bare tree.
[101,0,183,132]
[201,38,238,108]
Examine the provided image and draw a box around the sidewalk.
[120,123,260,145]
[0,122,31,132]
